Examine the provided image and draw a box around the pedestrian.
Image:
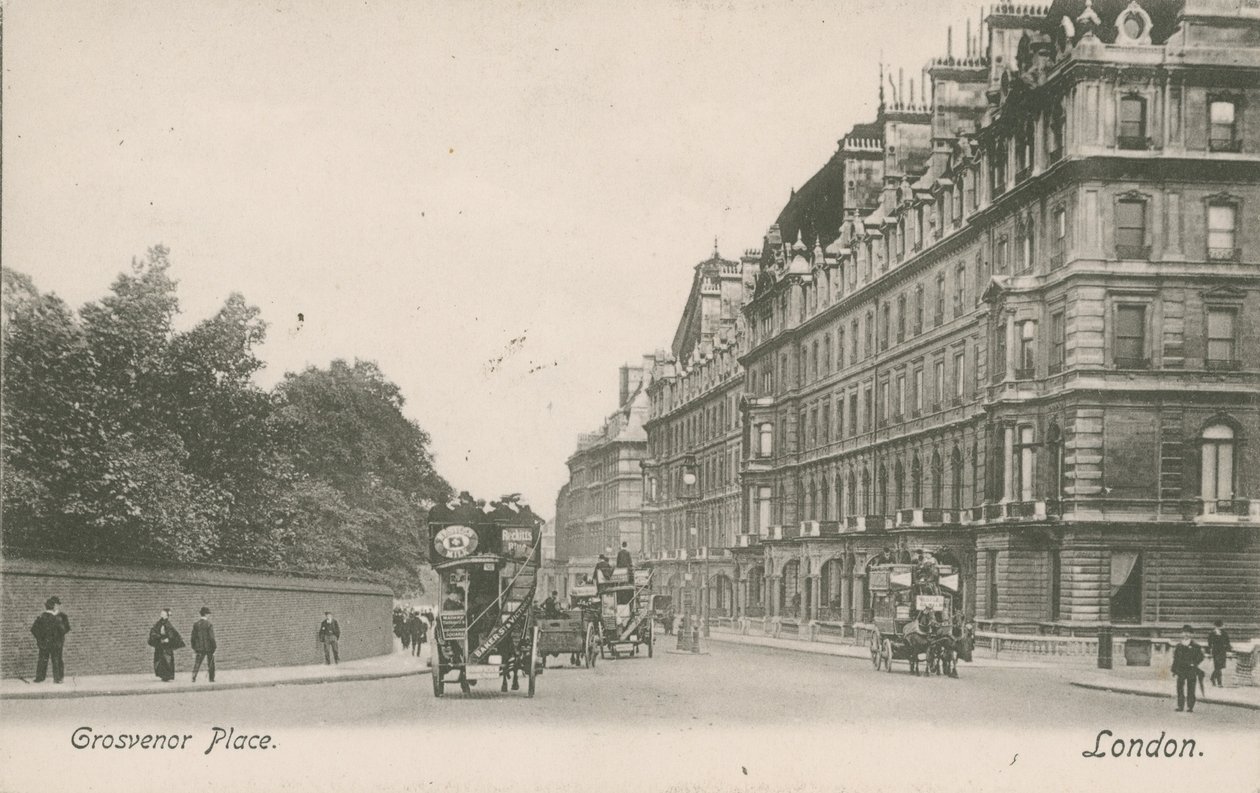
[1207,620,1232,688]
[407,610,426,657]
[318,611,341,665]
[594,555,614,583]
[1171,624,1205,712]
[191,606,217,683]
[393,607,407,649]
[30,596,69,683]
[148,608,184,682]
[616,542,633,579]
[791,591,802,618]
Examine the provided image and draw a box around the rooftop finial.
[713,236,719,257]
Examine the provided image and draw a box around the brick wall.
[1,557,393,679]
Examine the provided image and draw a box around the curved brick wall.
[0,557,394,679]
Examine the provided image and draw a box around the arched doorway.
[781,560,801,619]
[709,573,734,617]
[820,557,845,620]
[746,565,765,617]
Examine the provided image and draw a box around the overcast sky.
[4,0,986,517]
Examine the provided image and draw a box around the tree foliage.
[2,249,451,593]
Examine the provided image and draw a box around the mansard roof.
[774,149,847,249]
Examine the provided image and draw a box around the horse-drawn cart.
[595,568,655,659]
[536,584,600,668]
[867,562,971,676]
[428,495,544,697]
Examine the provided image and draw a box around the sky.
[3,0,988,517]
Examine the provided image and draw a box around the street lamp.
[679,464,709,641]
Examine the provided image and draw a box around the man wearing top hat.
[31,596,69,683]
[191,606,217,682]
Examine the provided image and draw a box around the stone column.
[841,572,853,624]
[809,573,822,621]
[852,573,866,623]
[768,574,780,617]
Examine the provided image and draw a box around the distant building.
[641,246,760,618]
[553,358,657,594]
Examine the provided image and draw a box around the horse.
[929,620,975,678]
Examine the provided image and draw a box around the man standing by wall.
[148,608,184,682]
[1171,625,1205,712]
[1207,620,1232,688]
[318,611,341,665]
[30,596,68,683]
[191,607,217,683]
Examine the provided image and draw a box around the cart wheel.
[869,632,881,669]
[647,620,654,659]
[584,625,596,668]
[432,663,445,697]
[527,626,539,698]
[882,639,894,673]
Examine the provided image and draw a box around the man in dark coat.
[616,542,634,578]
[1171,625,1205,712]
[191,606,217,683]
[1207,620,1232,687]
[31,596,69,683]
[594,555,614,583]
[407,611,426,657]
[148,608,184,682]
[318,611,341,664]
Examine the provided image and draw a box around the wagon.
[595,568,655,659]
[867,562,964,675]
[427,495,544,697]
[536,584,600,668]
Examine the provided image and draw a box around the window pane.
[1217,444,1233,499]
[1208,309,1235,339]
[1120,98,1143,124]
[1208,204,1235,234]
[1116,306,1144,336]
[1210,101,1235,125]
[1116,200,1144,228]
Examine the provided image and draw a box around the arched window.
[931,450,944,508]
[911,455,923,508]
[1201,423,1236,503]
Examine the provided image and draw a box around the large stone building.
[650,0,1260,640]
[554,360,656,593]
[641,247,760,617]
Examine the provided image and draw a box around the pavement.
[706,626,1260,709]
[0,645,430,700]
[1069,666,1260,711]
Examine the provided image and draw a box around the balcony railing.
[1117,135,1150,151]
[1113,356,1150,370]
[1209,138,1242,153]
[1207,247,1242,263]
[1116,244,1152,260]
[1194,498,1253,519]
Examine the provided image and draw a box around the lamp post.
[680,464,708,644]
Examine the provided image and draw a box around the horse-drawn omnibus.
[867,561,973,676]
[536,583,600,668]
[428,495,544,697]
[594,567,655,659]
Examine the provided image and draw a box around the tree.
[273,359,452,592]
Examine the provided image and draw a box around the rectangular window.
[1115,199,1147,258]
[837,328,846,369]
[878,381,888,425]
[953,352,965,400]
[986,550,999,619]
[1118,96,1146,149]
[1017,426,1035,501]
[934,360,945,409]
[993,323,1007,383]
[1207,203,1238,260]
[991,141,1007,197]
[1206,308,1238,368]
[935,273,945,326]
[850,393,859,436]
[996,238,1009,274]
[851,320,860,362]
[1051,206,1067,269]
[863,387,872,433]
[836,396,845,437]
[1209,100,1239,152]
[864,314,873,358]
[896,374,906,418]
[896,295,906,342]
[1114,305,1147,368]
[1050,310,1066,373]
[913,368,923,414]
[955,264,966,316]
[1017,321,1036,379]
[757,486,772,534]
[1109,550,1142,624]
[914,287,924,335]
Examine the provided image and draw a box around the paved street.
[3,642,1255,793]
